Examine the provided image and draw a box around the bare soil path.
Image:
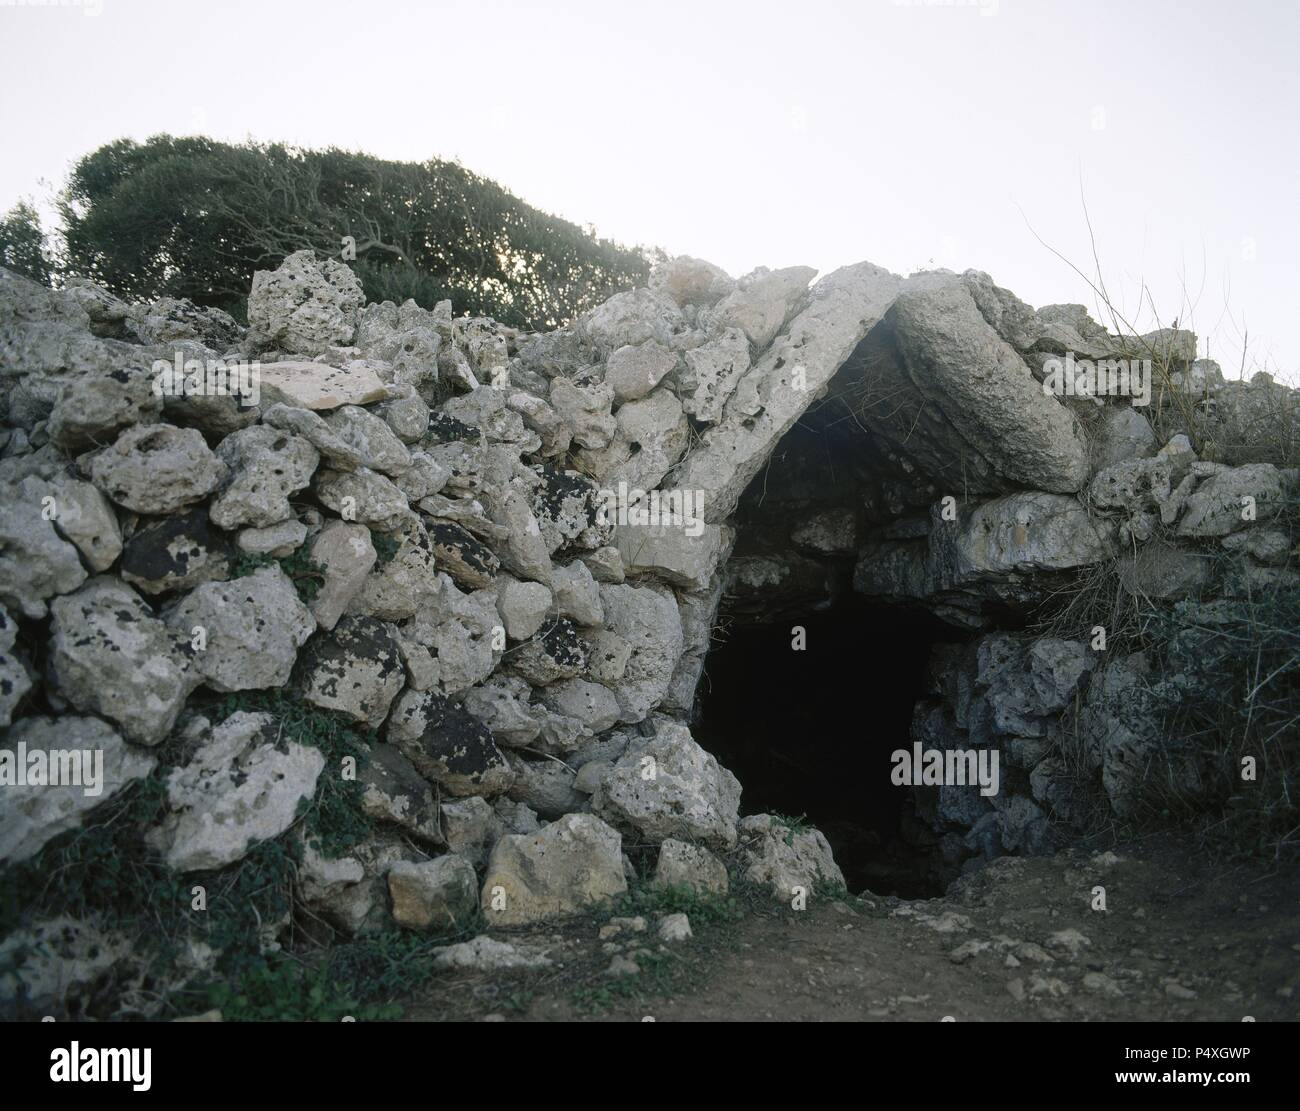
[406,834,1299,1022]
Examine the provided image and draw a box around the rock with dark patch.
[386,689,514,797]
[346,518,440,621]
[427,521,500,590]
[296,615,406,728]
[508,617,589,686]
[148,711,325,872]
[359,743,445,845]
[46,361,165,451]
[42,475,122,573]
[119,508,231,596]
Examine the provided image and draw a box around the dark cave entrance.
[695,593,962,899]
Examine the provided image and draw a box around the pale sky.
[3,0,1296,381]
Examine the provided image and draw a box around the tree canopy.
[57,136,654,329]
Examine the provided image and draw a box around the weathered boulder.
[325,405,412,476]
[296,615,406,727]
[597,583,684,722]
[592,721,742,849]
[47,576,198,745]
[653,839,729,896]
[0,475,89,617]
[358,743,444,845]
[119,508,230,596]
[386,689,513,797]
[737,813,845,900]
[675,261,902,522]
[0,716,156,864]
[89,424,225,515]
[247,250,365,356]
[209,425,320,530]
[164,566,315,692]
[480,812,627,925]
[388,855,478,931]
[149,712,324,872]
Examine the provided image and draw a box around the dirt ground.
[405,832,1300,1022]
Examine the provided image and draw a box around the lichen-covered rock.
[426,521,500,590]
[296,615,405,727]
[0,715,156,864]
[508,617,589,686]
[46,361,164,450]
[89,424,225,515]
[346,519,439,621]
[165,566,315,692]
[129,296,243,349]
[247,250,365,356]
[148,712,325,872]
[480,812,627,925]
[48,576,198,745]
[119,507,230,596]
[592,721,741,849]
[358,743,444,845]
[386,689,513,798]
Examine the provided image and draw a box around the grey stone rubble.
[0,249,1295,1013]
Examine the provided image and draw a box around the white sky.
[3,0,1296,382]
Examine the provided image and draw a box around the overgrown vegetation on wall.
[36,136,654,328]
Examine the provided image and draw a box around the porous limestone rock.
[164,566,315,692]
[247,250,366,356]
[47,576,198,745]
[592,721,742,849]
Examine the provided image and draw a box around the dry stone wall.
[0,247,1295,1011]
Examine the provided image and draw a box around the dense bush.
[57,136,653,328]
[0,200,52,285]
